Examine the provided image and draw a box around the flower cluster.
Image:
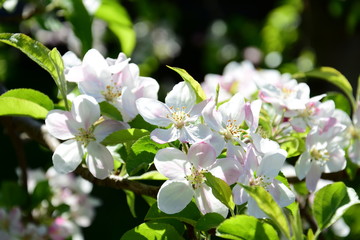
[0,168,99,240]
[45,50,358,219]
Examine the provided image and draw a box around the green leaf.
[195,212,225,232]
[313,182,360,230]
[128,170,167,181]
[124,189,137,218]
[101,128,150,145]
[120,221,184,240]
[242,185,290,239]
[216,215,279,240]
[99,101,123,121]
[126,150,155,175]
[0,97,49,119]
[0,181,27,208]
[95,0,135,55]
[145,202,201,226]
[204,172,235,211]
[62,0,93,55]
[0,34,68,109]
[167,66,207,103]
[131,135,170,155]
[31,180,52,208]
[1,88,54,111]
[286,202,303,240]
[304,67,356,112]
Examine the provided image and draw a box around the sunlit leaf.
[124,189,137,218]
[99,101,123,121]
[0,97,49,119]
[120,221,184,240]
[216,215,279,240]
[128,170,167,181]
[101,128,149,145]
[167,66,207,103]
[1,88,54,111]
[195,212,225,232]
[204,172,235,210]
[242,185,290,239]
[313,182,360,230]
[323,92,351,115]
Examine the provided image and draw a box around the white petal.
[188,99,209,118]
[151,127,179,144]
[247,197,267,218]
[218,92,245,123]
[349,140,360,164]
[258,149,287,179]
[136,76,160,100]
[71,95,100,129]
[93,119,130,143]
[188,142,217,169]
[136,98,173,127]
[232,184,249,205]
[268,181,295,207]
[194,185,228,217]
[324,148,346,173]
[45,110,78,140]
[52,140,83,174]
[306,162,323,192]
[157,180,194,214]
[202,100,224,132]
[82,49,111,82]
[165,81,196,110]
[179,124,212,144]
[86,142,114,179]
[154,148,190,179]
[210,158,241,185]
[295,151,311,180]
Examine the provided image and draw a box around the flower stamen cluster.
[185,165,206,189]
[74,127,96,147]
[167,106,190,129]
[101,79,122,102]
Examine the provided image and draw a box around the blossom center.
[75,127,96,146]
[185,165,206,189]
[101,80,122,102]
[349,126,360,140]
[249,175,271,189]
[310,143,329,164]
[167,106,190,129]
[222,120,246,140]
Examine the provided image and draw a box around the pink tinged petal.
[247,197,267,218]
[204,132,226,157]
[245,100,262,131]
[349,140,360,164]
[324,148,346,173]
[258,149,287,179]
[82,49,111,81]
[219,92,245,123]
[295,151,311,180]
[45,110,79,140]
[244,146,259,172]
[306,162,323,192]
[71,95,100,129]
[151,127,180,144]
[202,100,224,132]
[232,184,249,205]
[165,81,196,109]
[157,180,194,214]
[209,158,241,185]
[137,77,160,100]
[188,99,209,118]
[53,140,83,174]
[66,65,85,82]
[136,98,173,127]
[179,124,212,144]
[93,120,130,143]
[86,142,114,179]
[290,117,307,132]
[188,142,217,169]
[267,181,295,207]
[154,148,190,179]
[194,185,228,217]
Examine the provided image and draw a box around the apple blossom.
[45,95,129,179]
[154,142,240,217]
[295,118,346,191]
[232,146,295,218]
[136,81,211,144]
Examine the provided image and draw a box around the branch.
[8,115,159,198]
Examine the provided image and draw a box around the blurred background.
[1,0,360,239]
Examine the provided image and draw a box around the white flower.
[154,142,240,217]
[45,95,129,179]
[136,81,210,144]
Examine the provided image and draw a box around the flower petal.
[295,151,311,180]
[154,147,190,179]
[93,119,130,142]
[86,142,114,179]
[194,185,228,217]
[52,140,83,174]
[209,158,241,185]
[151,127,180,144]
[324,148,346,173]
[179,124,212,144]
[157,180,194,214]
[232,184,249,205]
[165,81,196,110]
[188,142,216,169]
[136,98,173,127]
[71,95,100,129]
[268,180,295,207]
[202,100,224,132]
[45,110,79,140]
[306,162,323,192]
[247,197,267,218]
[218,92,245,123]
[258,148,287,179]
